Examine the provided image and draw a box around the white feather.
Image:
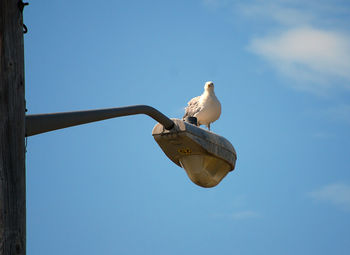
[183,81,221,130]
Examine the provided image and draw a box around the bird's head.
[204,81,215,92]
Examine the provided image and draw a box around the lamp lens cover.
[179,155,230,188]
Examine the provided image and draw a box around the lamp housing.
[152,119,237,188]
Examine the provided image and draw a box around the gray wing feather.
[183,96,202,118]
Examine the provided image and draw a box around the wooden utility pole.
[0,0,26,254]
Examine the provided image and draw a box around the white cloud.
[249,27,350,92]
[231,0,350,93]
[308,183,350,211]
[203,0,350,93]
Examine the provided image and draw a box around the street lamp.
[153,119,237,188]
[26,105,237,188]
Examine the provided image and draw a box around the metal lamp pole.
[25,105,174,137]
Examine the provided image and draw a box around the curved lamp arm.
[25,105,174,137]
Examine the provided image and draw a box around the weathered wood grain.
[0,0,26,254]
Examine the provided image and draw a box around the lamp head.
[152,119,237,188]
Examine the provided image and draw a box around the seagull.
[183,81,221,130]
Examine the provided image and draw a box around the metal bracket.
[18,1,29,34]
[25,105,175,136]
[18,1,29,12]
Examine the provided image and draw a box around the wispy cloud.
[202,0,350,93]
[234,0,350,93]
[249,27,350,92]
[308,183,350,211]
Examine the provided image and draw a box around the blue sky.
[25,0,350,254]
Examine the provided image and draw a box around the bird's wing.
[183,96,202,118]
